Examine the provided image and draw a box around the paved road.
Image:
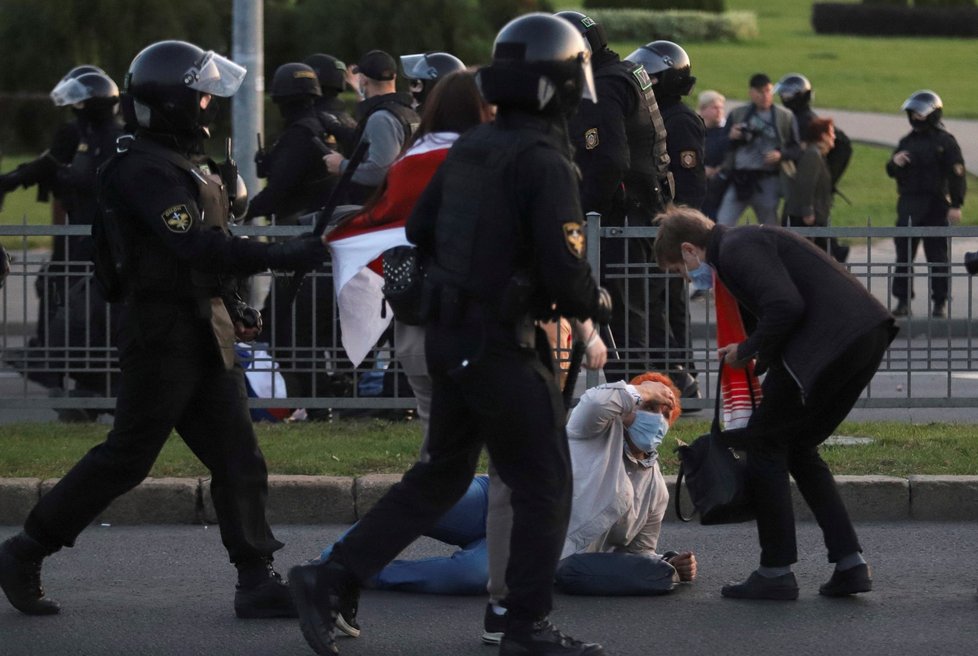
[1,523,976,656]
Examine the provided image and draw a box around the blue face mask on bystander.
[627,410,669,454]
[685,257,714,292]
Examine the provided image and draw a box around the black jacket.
[707,224,892,398]
[886,125,966,208]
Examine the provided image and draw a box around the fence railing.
[1,220,977,414]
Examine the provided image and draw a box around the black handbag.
[381,245,425,326]
[675,363,757,525]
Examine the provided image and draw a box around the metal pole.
[231,0,262,201]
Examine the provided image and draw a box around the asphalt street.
[1,522,976,656]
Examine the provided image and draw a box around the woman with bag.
[653,207,896,601]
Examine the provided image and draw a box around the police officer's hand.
[892,150,911,167]
[323,152,345,175]
[948,207,962,225]
[583,332,607,370]
[266,233,328,272]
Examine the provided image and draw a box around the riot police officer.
[627,40,705,402]
[775,73,852,262]
[399,51,466,113]
[887,90,966,318]
[247,62,335,224]
[557,10,671,387]
[303,53,357,155]
[289,13,611,656]
[0,40,327,619]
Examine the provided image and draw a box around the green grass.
[1,418,975,479]
[608,0,978,118]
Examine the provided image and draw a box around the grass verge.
[0,418,974,479]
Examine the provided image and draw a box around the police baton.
[561,340,587,411]
[281,139,370,308]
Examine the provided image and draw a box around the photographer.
[717,73,800,227]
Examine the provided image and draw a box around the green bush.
[915,0,975,7]
[584,0,724,12]
[589,9,758,42]
[863,0,907,6]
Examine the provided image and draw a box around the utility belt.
[428,273,539,349]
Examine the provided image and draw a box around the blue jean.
[554,552,677,595]
[320,475,490,595]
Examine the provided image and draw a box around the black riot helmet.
[902,89,943,129]
[477,12,596,115]
[270,62,322,101]
[122,40,246,137]
[400,52,466,108]
[304,53,346,95]
[625,40,695,98]
[554,10,609,55]
[50,69,119,109]
[774,73,812,112]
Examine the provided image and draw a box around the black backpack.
[826,127,853,189]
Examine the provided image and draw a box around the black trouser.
[648,266,693,373]
[744,322,894,567]
[332,314,571,620]
[600,231,653,382]
[25,301,282,566]
[892,193,950,304]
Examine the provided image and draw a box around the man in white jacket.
[556,373,697,595]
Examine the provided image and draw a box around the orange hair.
[628,372,682,424]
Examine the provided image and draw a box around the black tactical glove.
[593,286,613,325]
[0,172,20,193]
[265,233,326,272]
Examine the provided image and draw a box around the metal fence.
[2,220,978,416]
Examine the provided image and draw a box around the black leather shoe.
[721,571,799,601]
[893,300,910,317]
[234,566,297,619]
[0,535,60,615]
[290,561,358,656]
[500,618,605,656]
[931,301,947,319]
[819,564,872,597]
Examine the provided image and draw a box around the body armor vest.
[599,61,673,215]
[352,93,420,147]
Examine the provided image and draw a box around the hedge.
[813,2,978,36]
[590,9,758,43]
[584,0,724,12]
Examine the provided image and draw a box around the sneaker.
[500,618,605,656]
[234,565,297,619]
[0,535,60,615]
[931,301,947,319]
[819,564,872,597]
[892,300,910,317]
[721,571,799,601]
[481,602,506,645]
[335,585,361,638]
[289,561,358,656]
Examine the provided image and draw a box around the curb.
[4,474,978,526]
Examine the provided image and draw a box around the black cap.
[749,73,771,89]
[354,50,397,81]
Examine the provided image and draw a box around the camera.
[964,251,978,275]
[734,122,761,143]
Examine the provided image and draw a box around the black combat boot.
[0,532,60,615]
[289,560,360,656]
[234,559,297,619]
[500,616,605,656]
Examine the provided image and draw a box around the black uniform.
[328,111,607,620]
[315,95,357,156]
[569,52,670,381]
[886,125,966,306]
[23,130,317,570]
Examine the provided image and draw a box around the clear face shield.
[400,53,435,80]
[50,78,91,107]
[579,51,596,102]
[183,51,247,98]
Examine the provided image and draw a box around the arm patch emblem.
[563,222,586,259]
[584,128,599,150]
[953,163,965,176]
[680,150,698,169]
[162,205,193,233]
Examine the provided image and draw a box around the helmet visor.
[50,78,91,106]
[901,96,938,118]
[185,51,246,98]
[399,53,431,80]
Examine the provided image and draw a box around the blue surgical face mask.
[627,410,669,454]
[685,256,714,292]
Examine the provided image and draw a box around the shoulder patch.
[680,150,699,169]
[953,163,965,176]
[562,222,586,259]
[631,65,653,92]
[584,128,600,150]
[162,205,193,233]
